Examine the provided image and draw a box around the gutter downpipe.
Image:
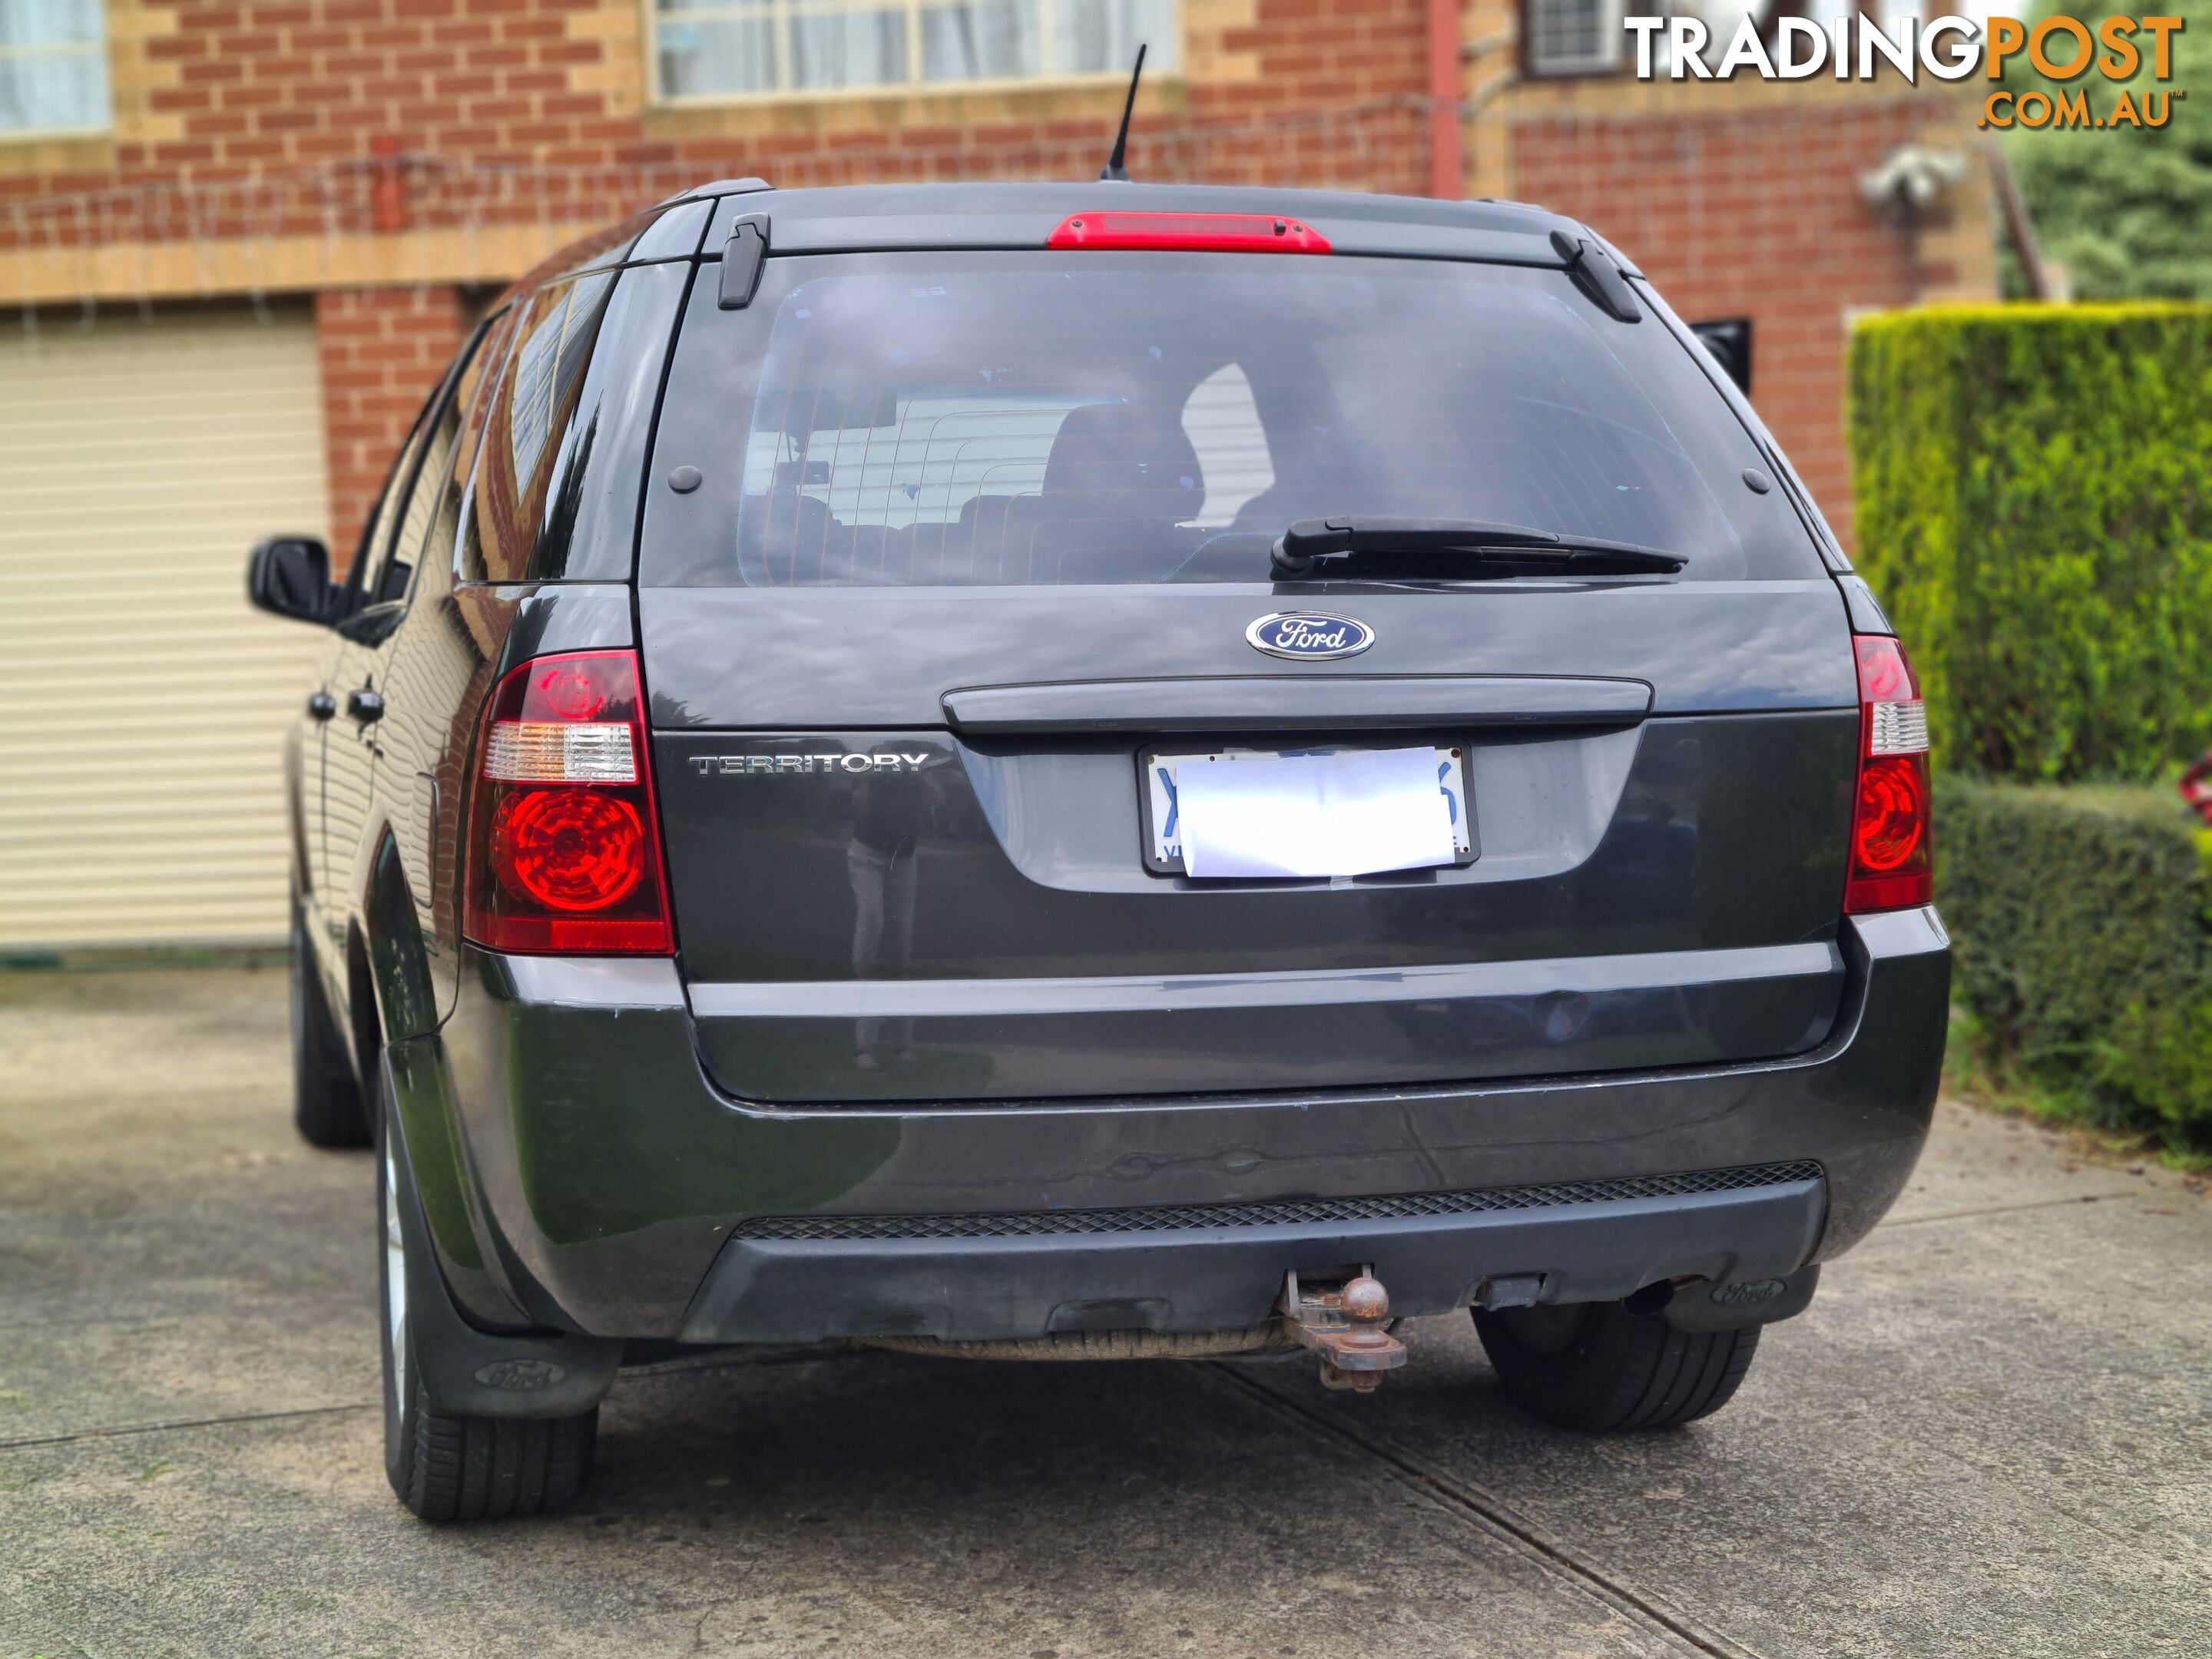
[1428,0,1465,199]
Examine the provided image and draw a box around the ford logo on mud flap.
[1245,611,1376,661]
[1710,1279,1787,1309]
[473,1358,567,1391]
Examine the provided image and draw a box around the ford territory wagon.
[247,179,1949,1522]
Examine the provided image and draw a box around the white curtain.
[789,4,908,88]
[654,0,1176,97]
[656,0,779,98]
[920,0,1038,83]
[1055,0,1175,75]
[0,0,109,131]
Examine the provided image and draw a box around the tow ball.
[1277,1268,1407,1393]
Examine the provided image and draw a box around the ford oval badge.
[1245,611,1375,662]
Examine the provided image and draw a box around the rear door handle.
[306,691,337,721]
[346,689,385,724]
[941,676,1655,734]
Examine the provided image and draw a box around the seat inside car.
[742,397,1208,586]
[982,400,1207,584]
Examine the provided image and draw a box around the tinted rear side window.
[644,252,1823,586]
[459,260,690,584]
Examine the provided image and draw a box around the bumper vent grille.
[733,1159,1825,1243]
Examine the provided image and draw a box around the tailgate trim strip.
[688,941,1839,1020]
[942,674,1654,733]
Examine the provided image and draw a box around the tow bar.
[1277,1268,1407,1393]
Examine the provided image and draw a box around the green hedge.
[1849,304,2212,783]
[1937,774,2212,1152]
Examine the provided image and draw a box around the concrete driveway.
[2,966,2206,1658]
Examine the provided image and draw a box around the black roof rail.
[670,177,775,205]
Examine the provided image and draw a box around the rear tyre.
[1472,1298,1760,1432]
[378,1116,596,1522]
[291,905,369,1149]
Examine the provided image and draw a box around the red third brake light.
[462,650,673,955]
[1047,212,1332,254]
[1846,634,1933,915]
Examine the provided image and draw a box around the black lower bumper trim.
[679,1168,1829,1346]
[731,1159,1824,1241]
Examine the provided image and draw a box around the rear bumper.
[678,1164,1826,1343]
[423,907,1948,1341]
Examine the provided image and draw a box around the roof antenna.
[1099,43,1147,181]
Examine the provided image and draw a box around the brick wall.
[313,284,469,564]
[1507,93,1993,537]
[120,0,639,180]
[0,0,1430,200]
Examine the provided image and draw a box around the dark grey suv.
[249,178,1947,1522]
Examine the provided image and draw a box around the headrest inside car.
[1042,402,1204,504]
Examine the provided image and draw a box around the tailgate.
[646,581,1858,1102]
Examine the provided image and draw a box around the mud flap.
[1662,1263,1820,1333]
[382,1058,624,1419]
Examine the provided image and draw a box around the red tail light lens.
[462,650,673,955]
[1846,635,1932,913]
[491,790,646,912]
[1046,212,1332,253]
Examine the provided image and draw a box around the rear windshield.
[646,251,1823,586]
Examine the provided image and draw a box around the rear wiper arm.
[1270,517,1685,578]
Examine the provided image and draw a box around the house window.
[0,0,110,133]
[1523,0,1631,76]
[653,0,1174,102]
[1524,0,1853,78]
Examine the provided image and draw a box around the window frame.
[341,315,501,621]
[1521,0,1827,82]
[641,249,1830,591]
[1519,0,1635,81]
[380,306,516,606]
[0,0,114,138]
[457,273,620,584]
[643,0,1178,109]
[342,416,436,616]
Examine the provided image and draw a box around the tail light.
[1845,634,1932,914]
[462,650,673,955]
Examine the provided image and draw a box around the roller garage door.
[0,304,331,950]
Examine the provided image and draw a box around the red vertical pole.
[370,134,407,233]
[1427,0,1465,200]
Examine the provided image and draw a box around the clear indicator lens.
[484,721,636,784]
[1868,700,1929,756]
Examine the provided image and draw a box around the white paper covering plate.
[1172,746,1459,879]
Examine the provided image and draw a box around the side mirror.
[1690,317,1753,396]
[247,535,336,625]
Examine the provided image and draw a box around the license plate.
[1141,743,1476,876]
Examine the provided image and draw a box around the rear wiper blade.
[1270,517,1685,579]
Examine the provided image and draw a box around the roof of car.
[505,178,1636,306]
[696,179,1624,270]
